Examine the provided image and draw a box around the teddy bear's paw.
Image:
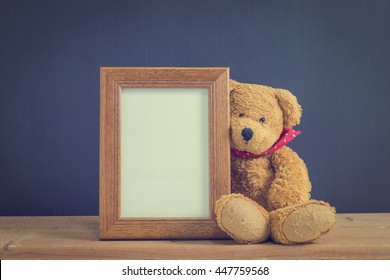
[215,194,270,244]
[276,202,336,244]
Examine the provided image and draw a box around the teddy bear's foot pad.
[282,204,336,243]
[215,194,270,244]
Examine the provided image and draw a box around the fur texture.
[215,80,336,244]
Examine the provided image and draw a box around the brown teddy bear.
[215,80,336,244]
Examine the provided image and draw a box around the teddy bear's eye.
[259,117,266,123]
[239,113,245,118]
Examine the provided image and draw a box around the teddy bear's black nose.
[241,127,253,142]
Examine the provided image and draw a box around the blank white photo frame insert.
[120,88,209,218]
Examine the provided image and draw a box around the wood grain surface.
[1,213,389,259]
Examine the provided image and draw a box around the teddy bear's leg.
[215,193,270,244]
[270,200,336,244]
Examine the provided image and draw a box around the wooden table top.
[1,213,389,259]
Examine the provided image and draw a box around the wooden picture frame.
[100,67,230,239]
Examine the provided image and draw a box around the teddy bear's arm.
[267,146,312,211]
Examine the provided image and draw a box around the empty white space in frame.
[120,88,210,218]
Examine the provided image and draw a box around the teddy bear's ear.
[229,79,240,93]
[275,89,302,127]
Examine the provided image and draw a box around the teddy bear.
[215,80,336,244]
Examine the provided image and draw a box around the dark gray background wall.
[1,0,389,215]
